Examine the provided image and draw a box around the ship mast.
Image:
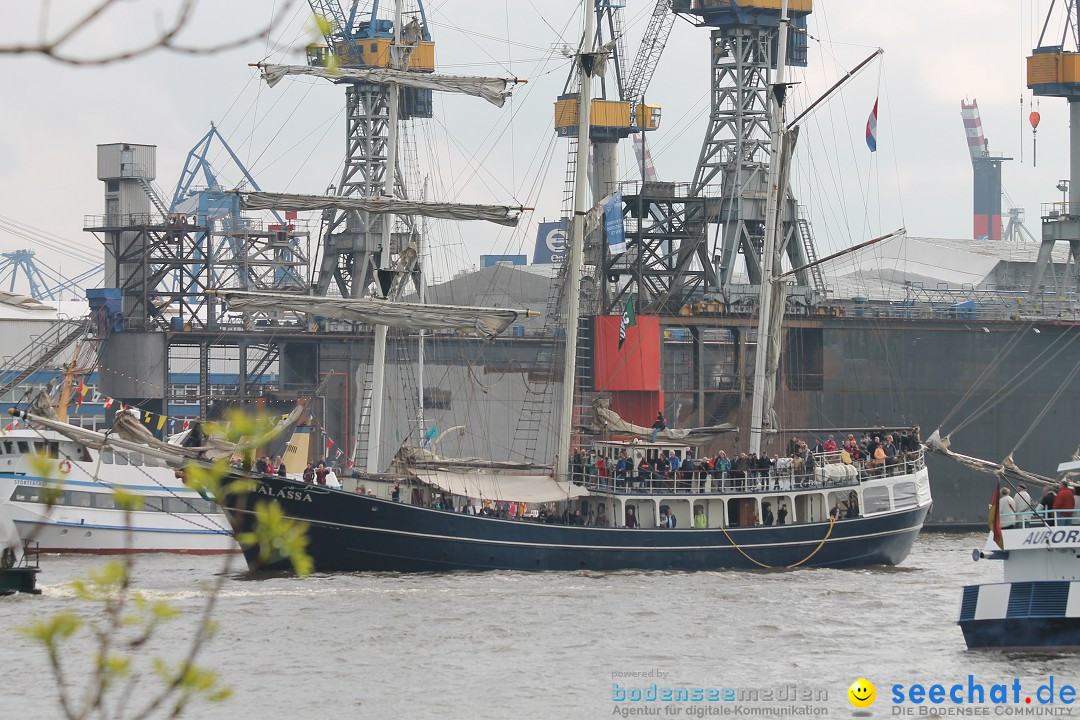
[366,0,405,473]
[749,0,791,457]
[554,2,597,478]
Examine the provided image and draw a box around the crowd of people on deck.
[998,480,1079,527]
[249,454,349,490]
[568,427,923,494]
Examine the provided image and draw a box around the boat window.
[128,453,143,467]
[68,491,93,508]
[893,482,918,509]
[862,486,891,514]
[10,487,41,503]
[142,497,165,512]
[143,455,162,468]
[101,449,114,464]
[113,451,129,466]
[166,497,193,514]
[17,441,29,453]
[1,441,10,454]
[33,442,60,459]
[92,493,117,510]
[192,498,217,514]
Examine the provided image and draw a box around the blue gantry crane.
[0,249,103,301]
[169,124,307,293]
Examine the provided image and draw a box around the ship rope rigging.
[927,324,1080,489]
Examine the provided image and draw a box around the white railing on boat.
[574,450,925,496]
[1001,509,1080,529]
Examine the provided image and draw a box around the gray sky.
[0,0,1071,297]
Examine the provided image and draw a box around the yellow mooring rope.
[718,516,837,569]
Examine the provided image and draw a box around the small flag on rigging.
[619,297,637,350]
[865,98,878,152]
[422,425,439,446]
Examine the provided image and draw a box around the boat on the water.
[225,445,930,572]
[0,490,40,595]
[0,417,238,554]
[211,0,933,574]
[959,460,1080,650]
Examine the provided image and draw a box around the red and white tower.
[960,99,1010,241]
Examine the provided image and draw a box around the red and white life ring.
[58,459,72,474]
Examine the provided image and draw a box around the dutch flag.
[865,98,878,152]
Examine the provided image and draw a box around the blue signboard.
[604,192,625,255]
[533,221,568,264]
[481,255,527,267]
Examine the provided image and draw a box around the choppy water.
[3,534,1080,719]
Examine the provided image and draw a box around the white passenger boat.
[959,461,1080,649]
[0,427,237,554]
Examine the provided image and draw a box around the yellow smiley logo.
[848,678,876,709]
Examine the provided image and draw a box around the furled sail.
[237,191,522,227]
[395,444,550,471]
[588,398,736,444]
[259,64,518,108]
[8,405,307,467]
[409,468,589,504]
[215,290,527,340]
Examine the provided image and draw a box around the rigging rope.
[1008,353,1080,456]
[936,321,1032,432]
[950,327,1080,437]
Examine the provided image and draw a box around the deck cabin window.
[893,482,918,509]
[2,441,11,455]
[166,497,193,514]
[862,486,891,514]
[10,487,41,503]
[101,449,114,464]
[32,441,61,459]
[68,491,92,508]
[17,441,29,454]
[93,493,117,510]
[143,497,166,512]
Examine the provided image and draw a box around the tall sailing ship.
[208,0,932,573]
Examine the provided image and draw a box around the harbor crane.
[306,0,433,299]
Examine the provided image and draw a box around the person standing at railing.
[712,451,730,492]
[799,441,815,485]
[1053,481,1075,526]
[614,450,630,490]
[998,487,1017,529]
[1040,485,1058,525]
[1015,484,1035,524]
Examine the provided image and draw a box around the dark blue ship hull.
[959,581,1080,649]
[221,476,929,573]
[959,618,1080,650]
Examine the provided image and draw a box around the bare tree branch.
[0,0,306,66]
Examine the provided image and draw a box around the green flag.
[619,297,637,349]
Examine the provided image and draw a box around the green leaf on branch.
[18,611,82,650]
[236,500,313,576]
